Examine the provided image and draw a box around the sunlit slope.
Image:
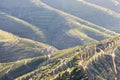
[0,56,47,80]
[15,35,120,80]
[0,30,57,62]
[42,0,120,33]
[0,30,18,42]
[0,46,80,80]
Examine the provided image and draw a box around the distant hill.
[0,0,119,49]
[43,0,120,33]
[85,0,120,13]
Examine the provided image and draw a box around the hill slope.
[42,0,120,33]
[0,30,57,62]
[0,0,119,49]
[85,0,120,13]
[0,34,120,80]
[16,35,120,80]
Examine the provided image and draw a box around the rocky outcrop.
[54,36,120,80]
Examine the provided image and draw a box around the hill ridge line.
[1,13,46,42]
[77,0,120,18]
[32,0,119,37]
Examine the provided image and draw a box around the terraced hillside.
[0,30,57,62]
[0,0,119,49]
[0,34,120,80]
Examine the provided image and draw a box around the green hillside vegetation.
[14,35,120,80]
[0,30,17,42]
[0,31,120,80]
[0,46,80,80]
[0,30,57,62]
[0,56,47,80]
[16,37,120,80]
